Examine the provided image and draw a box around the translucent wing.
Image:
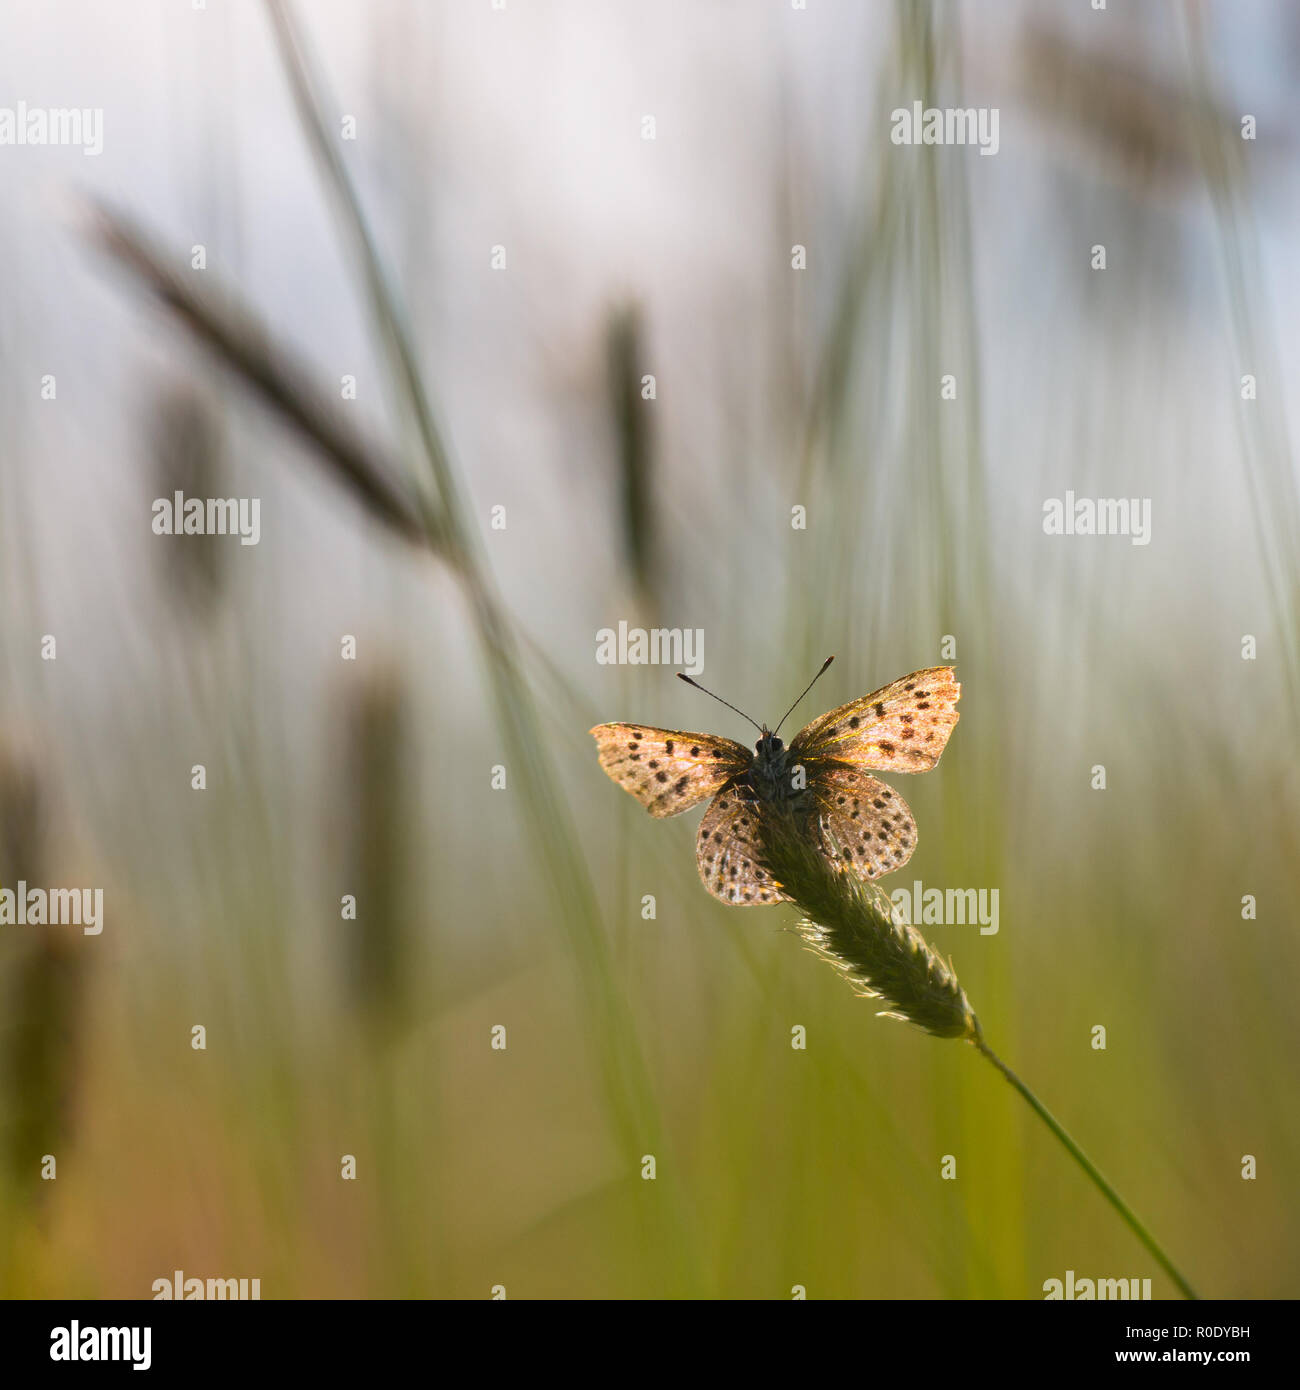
[694,779,787,905]
[789,666,960,773]
[800,761,918,881]
[589,724,749,818]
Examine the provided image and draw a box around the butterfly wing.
[694,779,787,905]
[799,761,918,880]
[589,724,750,818]
[789,666,960,772]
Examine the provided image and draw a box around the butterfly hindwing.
[789,666,960,773]
[694,778,787,905]
[801,760,919,881]
[588,724,750,818]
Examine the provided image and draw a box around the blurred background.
[1,0,1297,1298]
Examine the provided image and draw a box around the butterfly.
[589,658,960,905]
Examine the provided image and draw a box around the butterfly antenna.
[677,674,764,734]
[773,656,835,736]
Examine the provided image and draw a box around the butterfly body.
[590,665,960,906]
[746,733,799,804]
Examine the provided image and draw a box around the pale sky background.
[2,0,1298,811]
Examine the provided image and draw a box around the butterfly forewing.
[695,779,787,906]
[790,666,960,773]
[588,724,749,818]
[801,761,919,881]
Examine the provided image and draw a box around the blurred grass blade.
[0,742,86,1258]
[759,803,1198,1298]
[89,202,431,550]
[341,665,413,1045]
[151,383,227,619]
[605,303,658,610]
[265,0,457,542]
[261,0,702,1286]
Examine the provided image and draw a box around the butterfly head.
[678,657,834,749]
